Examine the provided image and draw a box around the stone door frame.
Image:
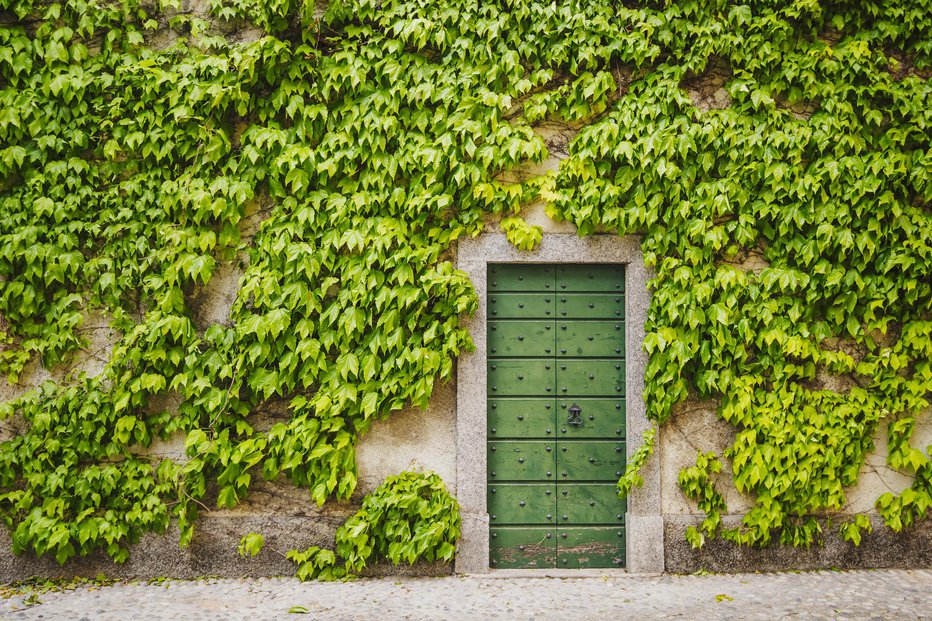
[455,233,664,574]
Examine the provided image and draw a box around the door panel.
[557,484,626,524]
[488,483,556,525]
[488,441,555,481]
[557,440,626,481]
[556,398,625,439]
[489,320,555,357]
[557,320,626,357]
[490,527,556,569]
[489,293,555,319]
[488,398,556,439]
[556,527,626,568]
[488,360,554,396]
[557,294,625,319]
[556,265,625,292]
[489,264,555,292]
[557,360,625,396]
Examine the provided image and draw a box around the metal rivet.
[518,545,525,551]
[518,375,524,380]
[561,427,567,433]
[615,324,621,330]
[560,365,566,370]
[588,303,594,308]
[589,415,594,420]
[546,446,552,452]
[561,387,567,393]
[491,348,497,353]
[545,404,552,410]
[492,386,498,391]
[616,310,622,316]
[615,298,620,303]
[562,472,567,477]
[561,403,567,409]
[546,428,552,434]
[545,365,551,370]
[615,283,621,288]
[616,446,622,453]
[616,429,622,435]
[491,325,497,331]
[562,515,568,521]
[547,533,552,539]
[588,373,594,379]
[546,471,552,477]
[491,364,497,370]
[616,471,622,476]
[545,326,551,331]
[492,471,497,476]
[491,427,497,433]
[546,298,551,302]
[517,415,523,420]
[561,310,567,316]
[492,404,498,409]
[561,447,567,452]
[588,458,595,464]
[491,297,497,302]
[562,490,568,495]
[589,500,596,506]
[546,311,551,315]
[617,514,623,520]
[518,458,525,463]
[545,348,551,353]
[615,347,621,353]
[616,364,621,370]
[492,533,497,538]
[588,336,594,341]
[491,446,497,452]
[517,336,524,341]
[616,386,622,392]
[547,514,552,520]
[561,283,567,289]
[518,303,524,308]
[546,490,552,496]
[560,349,567,354]
[492,514,497,520]
[519,501,526,507]
[518,276,524,281]
[561,325,567,330]
[492,310,497,315]
[561,533,567,539]
[616,404,622,410]
[546,387,552,392]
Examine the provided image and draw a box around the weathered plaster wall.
[1,56,929,581]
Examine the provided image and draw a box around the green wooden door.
[488,263,627,569]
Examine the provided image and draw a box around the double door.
[487,263,627,568]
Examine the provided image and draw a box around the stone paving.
[0,569,929,620]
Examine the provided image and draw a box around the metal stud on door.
[488,263,627,569]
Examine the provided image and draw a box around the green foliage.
[286,471,460,581]
[500,216,543,251]
[617,427,656,498]
[237,532,264,558]
[0,0,928,563]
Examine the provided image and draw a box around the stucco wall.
[0,69,929,580]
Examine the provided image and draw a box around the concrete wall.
[0,57,929,581]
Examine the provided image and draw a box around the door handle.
[566,403,583,426]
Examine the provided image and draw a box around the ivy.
[0,0,929,565]
[286,471,459,581]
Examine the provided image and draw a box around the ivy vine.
[0,0,928,564]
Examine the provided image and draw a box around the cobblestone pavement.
[1,569,929,620]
